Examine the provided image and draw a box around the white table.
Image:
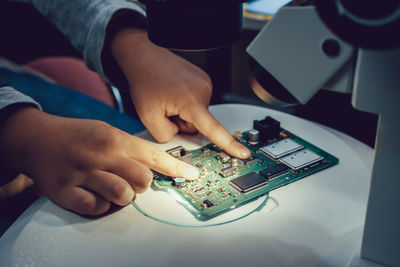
[0,104,380,266]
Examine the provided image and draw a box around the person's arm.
[111,29,251,158]
[0,85,41,186]
[0,104,199,215]
[27,0,250,158]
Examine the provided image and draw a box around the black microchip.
[242,154,255,164]
[260,164,289,181]
[203,199,215,208]
[230,172,267,193]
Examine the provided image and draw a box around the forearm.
[111,28,151,86]
[0,106,44,181]
[0,85,42,186]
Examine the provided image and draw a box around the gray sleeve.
[0,86,41,111]
[29,0,146,87]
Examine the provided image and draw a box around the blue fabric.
[0,67,145,135]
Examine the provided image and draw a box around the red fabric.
[25,57,116,108]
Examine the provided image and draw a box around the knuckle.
[92,122,121,151]
[57,175,70,187]
[56,171,80,187]
[200,76,213,96]
[150,148,164,167]
[155,132,174,144]
[204,78,212,92]
[138,110,156,127]
[110,182,128,201]
[79,195,98,214]
[134,171,153,194]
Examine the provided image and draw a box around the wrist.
[111,28,156,85]
[102,10,147,90]
[0,106,46,175]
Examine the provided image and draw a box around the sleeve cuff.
[0,86,42,111]
[83,3,147,90]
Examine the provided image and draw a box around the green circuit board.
[151,116,339,220]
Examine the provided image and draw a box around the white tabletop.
[0,104,379,266]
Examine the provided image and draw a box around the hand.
[0,107,198,215]
[112,28,251,159]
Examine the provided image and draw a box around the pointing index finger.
[126,136,199,180]
[180,105,250,159]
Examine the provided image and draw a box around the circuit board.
[152,116,339,220]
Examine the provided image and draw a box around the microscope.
[139,1,400,266]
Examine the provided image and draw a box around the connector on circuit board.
[253,116,280,143]
[166,146,193,164]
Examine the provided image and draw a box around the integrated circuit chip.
[220,166,237,177]
[279,149,324,170]
[201,199,216,208]
[260,164,290,181]
[260,138,303,159]
[217,152,230,163]
[230,172,267,193]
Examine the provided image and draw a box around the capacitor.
[173,177,186,188]
[231,158,239,166]
[248,129,260,142]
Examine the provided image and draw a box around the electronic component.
[217,152,230,163]
[280,149,324,170]
[202,146,211,154]
[201,199,216,208]
[233,130,243,139]
[242,154,255,164]
[259,138,303,159]
[173,177,186,188]
[230,172,268,193]
[150,116,338,220]
[220,166,237,177]
[253,116,280,143]
[260,164,290,181]
[166,146,193,164]
[230,158,243,167]
[213,145,222,152]
[280,132,289,139]
[247,129,260,144]
[246,159,259,165]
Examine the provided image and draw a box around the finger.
[125,136,199,180]
[82,170,134,206]
[170,116,198,134]
[138,106,179,143]
[55,187,111,215]
[107,157,153,194]
[179,104,251,159]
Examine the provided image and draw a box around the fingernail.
[184,166,199,180]
[240,147,251,158]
